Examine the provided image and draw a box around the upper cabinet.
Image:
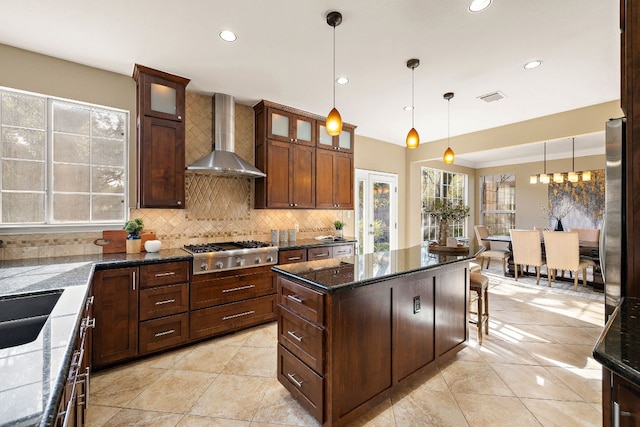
[266,106,316,146]
[254,100,356,210]
[133,64,190,209]
[317,121,355,153]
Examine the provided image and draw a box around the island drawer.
[139,283,189,321]
[190,294,277,340]
[278,277,325,325]
[278,248,307,265]
[139,260,190,288]
[139,312,189,354]
[278,345,323,422]
[279,305,324,374]
[191,270,276,310]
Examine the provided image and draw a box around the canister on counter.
[271,230,278,243]
[279,229,287,242]
[288,228,297,241]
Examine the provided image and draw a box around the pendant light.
[405,59,420,149]
[568,137,579,182]
[443,92,455,164]
[326,11,343,136]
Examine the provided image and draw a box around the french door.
[355,170,398,254]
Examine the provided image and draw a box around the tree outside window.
[480,173,516,235]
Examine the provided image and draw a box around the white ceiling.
[0,0,619,167]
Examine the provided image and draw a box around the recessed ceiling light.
[524,59,543,69]
[468,0,492,12]
[219,30,237,42]
[336,76,349,85]
[403,106,414,111]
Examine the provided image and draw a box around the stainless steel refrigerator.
[602,117,625,319]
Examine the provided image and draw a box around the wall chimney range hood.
[187,93,266,178]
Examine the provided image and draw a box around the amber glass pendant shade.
[406,128,419,149]
[326,107,343,136]
[443,147,455,164]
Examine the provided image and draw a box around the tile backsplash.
[0,92,351,261]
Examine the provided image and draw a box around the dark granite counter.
[272,243,478,292]
[275,237,357,250]
[593,297,640,387]
[0,248,192,426]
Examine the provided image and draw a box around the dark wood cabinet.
[133,64,190,209]
[275,261,468,426]
[254,100,355,209]
[316,149,354,209]
[317,121,354,153]
[257,139,315,208]
[603,367,640,427]
[279,243,355,266]
[92,267,138,368]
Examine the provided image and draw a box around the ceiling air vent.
[477,91,506,103]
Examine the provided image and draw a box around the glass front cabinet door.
[133,64,188,122]
[267,108,315,146]
[317,121,354,153]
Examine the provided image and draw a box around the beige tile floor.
[87,268,605,427]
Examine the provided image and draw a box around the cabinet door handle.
[154,329,175,337]
[155,271,176,277]
[286,294,303,304]
[155,298,176,305]
[287,256,302,261]
[223,310,256,320]
[222,284,255,293]
[287,330,303,342]
[287,372,304,388]
[132,271,136,291]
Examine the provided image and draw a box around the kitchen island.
[272,243,478,427]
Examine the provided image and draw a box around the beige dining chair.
[567,228,601,244]
[542,231,591,291]
[474,225,509,274]
[509,229,546,285]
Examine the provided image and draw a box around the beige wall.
[353,135,407,248]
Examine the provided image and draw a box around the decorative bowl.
[144,240,162,253]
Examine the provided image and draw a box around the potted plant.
[123,218,144,254]
[423,200,470,246]
[334,220,345,238]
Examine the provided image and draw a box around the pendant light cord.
[332,25,336,108]
[447,97,451,146]
[411,66,415,127]
[572,137,575,171]
[544,142,547,175]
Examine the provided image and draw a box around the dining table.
[481,235,603,292]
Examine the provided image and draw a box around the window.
[0,87,128,228]
[480,173,515,235]
[421,167,467,243]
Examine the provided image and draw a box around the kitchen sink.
[0,289,63,349]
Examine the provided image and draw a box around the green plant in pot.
[334,220,345,238]
[123,218,144,253]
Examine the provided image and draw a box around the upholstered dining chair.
[542,231,591,291]
[509,229,546,285]
[474,225,509,274]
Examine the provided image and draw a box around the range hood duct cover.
[187,93,266,178]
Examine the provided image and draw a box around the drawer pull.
[155,298,176,305]
[154,329,175,337]
[286,294,304,304]
[311,253,329,258]
[223,310,255,320]
[222,284,255,293]
[155,271,176,277]
[287,256,302,261]
[287,372,304,388]
[287,330,303,342]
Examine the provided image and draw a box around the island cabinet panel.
[392,276,435,382]
[435,267,468,357]
[329,284,393,419]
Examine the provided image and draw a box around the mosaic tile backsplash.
[0,92,351,260]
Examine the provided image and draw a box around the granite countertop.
[593,297,640,386]
[275,237,357,250]
[0,248,192,427]
[272,243,479,292]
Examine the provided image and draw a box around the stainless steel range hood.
[187,93,266,178]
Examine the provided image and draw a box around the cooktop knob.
[200,263,208,271]
[266,256,274,263]
[215,262,224,269]
[236,258,244,266]
[255,257,262,264]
